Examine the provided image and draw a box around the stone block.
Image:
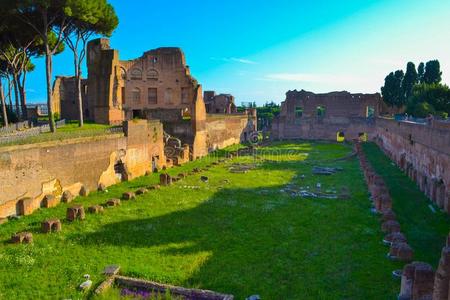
[88,205,104,214]
[0,218,7,225]
[103,265,120,276]
[11,232,33,244]
[61,190,74,203]
[382,210,396,222]
[412,262,435,300]
[384,232,407,245]
[389,242,414,261]
[122,192,136,200]
[98,183,107,192]
[160,173,172,186]
[201,176,209,182]
[381,220,400,233]
[41,219,62,233]
[106,198,121,207]
[148,185,160,190]
[42,195,59,208]
[18,197,36,216]
[136,188,148,195]
[67,205,85,221]
[432,246,450,300]
[80,185,89,197]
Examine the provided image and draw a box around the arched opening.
[130,68,142,80]
[120,67,127,80]
[147,69,159,80]
[114,161,127,182]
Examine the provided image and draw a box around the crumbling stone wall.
[272,90,381,141]
[375,118,450,212]
[52,76,89,121]
[0,120,165,218]
[203,91,237,114]
[205,113,257,151]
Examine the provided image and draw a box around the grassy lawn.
[0,141,404,299]
[0,122,120,148]
[362,142,450,266]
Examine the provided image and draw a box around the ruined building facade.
[272,89,381,141]
[53,38,256,159]
[203,91,237,114]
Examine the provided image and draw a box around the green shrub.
[412,102,435,118]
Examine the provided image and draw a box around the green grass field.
[0,141,436,299]
[0,121,119,148]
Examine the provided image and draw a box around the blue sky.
[24,0,450,105]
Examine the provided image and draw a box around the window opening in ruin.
[148,88,157,104]
[181,87,190,104]
[132,110,142,119]
[317,106,326,117]
[147,69,158,80]
[130,68,142,80]
[120,67,127,80]
[114,161,127,182]
[132,88,141,103]
[152,156,159,172]
[366,106,375,118]
[164,88,173,104]
[295,107,303,118]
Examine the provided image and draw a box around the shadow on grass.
[78,154,398,299]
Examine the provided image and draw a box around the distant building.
[203,91,237,114]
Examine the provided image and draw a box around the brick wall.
[0,120,165,218]
[375,118,450,211]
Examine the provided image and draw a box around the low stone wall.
[205,114,256,151]
[0,120,165,218]
[374,118,450,212]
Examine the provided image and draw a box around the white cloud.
[210,57,258,65]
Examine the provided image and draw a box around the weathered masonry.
[272,89,450,213]
[374,118,450,212]
[272,89,381,141]
[53,38,257,159]
[0,120,165,218]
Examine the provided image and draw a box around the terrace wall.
[205,113,257,151]
[374,118,450,212]
[0,120,165,218]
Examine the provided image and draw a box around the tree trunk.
[18,73,28,120]
[0,80,8,126]
[73,51,84,127]
[12,75,20,120]
[45,52,56,132]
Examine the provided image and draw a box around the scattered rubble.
[312,166,343,175]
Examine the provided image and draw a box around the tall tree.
[5,0,76,132]
[63,0,118,127]
[402,62,418,100]
[381,70,405,107]
[417,62,425,84]
[0,78,8,126]
[423,60,442,84]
